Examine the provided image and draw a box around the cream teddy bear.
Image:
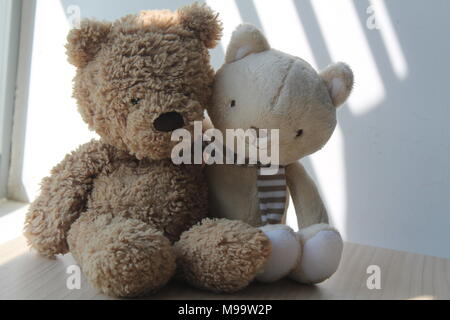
[206,24,354,284]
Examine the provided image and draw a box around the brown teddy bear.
[24,4,271,297]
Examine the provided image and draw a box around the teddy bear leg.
[255,224,302,283]
[289,223,343,284]
[68,211,176,297]
[174,218,271,293]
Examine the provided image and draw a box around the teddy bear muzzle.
[153,112,185,132]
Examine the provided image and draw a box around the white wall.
[10,0,450,259]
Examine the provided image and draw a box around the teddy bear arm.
[286,161,329,229]
[24,140,112,257]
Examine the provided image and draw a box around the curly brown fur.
[68,212,176,297]
[174,218,272,293]
[24,4,270,297]
[67,4,222,160]
[24,140,114,257]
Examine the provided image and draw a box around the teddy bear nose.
[153,112,185,132]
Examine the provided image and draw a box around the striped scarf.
[201,139,287,226]
[257,166,287,225]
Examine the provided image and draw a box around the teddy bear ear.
[320,62,354,108]
[225,24,270,64]
[66,20,112,68]
[178,3,222,49]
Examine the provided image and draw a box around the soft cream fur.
[207,24,354,284]
[225,23,270,63]
[24,9,271,298]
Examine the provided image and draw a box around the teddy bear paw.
[256,224,301,283]
[174,218,272,293]
[70,216,176,298]
[290,227,343,284]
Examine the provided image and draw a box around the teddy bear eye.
[296,129,304,138]
[131,98,141,105]
[230,100,236,108]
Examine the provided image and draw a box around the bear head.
[209,24,353,165]
[66,4,222,160]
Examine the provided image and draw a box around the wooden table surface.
[0,236,448,300]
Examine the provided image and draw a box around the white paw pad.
[292,230,343,284]
[256,226,301,283]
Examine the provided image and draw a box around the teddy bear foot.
[174,218,272,293]
[289,223,343,284]
[256,224,301,283]
[68,213,176,297]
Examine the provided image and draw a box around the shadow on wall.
[57,0,450,258]
[289,0,450,258]
[347,0,449,258]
